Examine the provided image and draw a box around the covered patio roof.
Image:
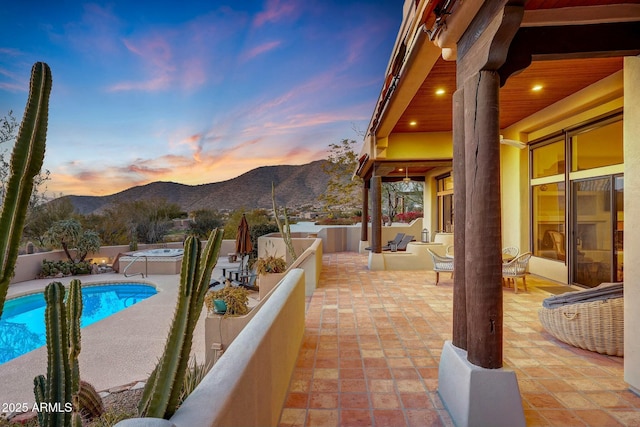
[357,0,640,182]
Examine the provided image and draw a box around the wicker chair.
[427,248,454,285]
[502,246,519,262]
[502,252,532,293]
[445,245,454,257]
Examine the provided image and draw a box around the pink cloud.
[240,40,282,62]
[108,75,171,92]
[253,0,298,27]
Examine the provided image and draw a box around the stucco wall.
[623,55,640,393]
[173,269,306,427]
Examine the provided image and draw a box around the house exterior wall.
[502,71,625,283]
[386,132,453,159]
[623,55,640,393]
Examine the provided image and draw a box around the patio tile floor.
[279,252,638,427]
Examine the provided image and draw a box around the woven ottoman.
[538,283,624,356]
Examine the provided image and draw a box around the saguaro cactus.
[0,62,51,317]
[33,280,103,427]
[138,228,223,419]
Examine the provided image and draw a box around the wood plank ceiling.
[391,0,636,134]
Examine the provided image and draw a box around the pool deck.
[0,256,239,407]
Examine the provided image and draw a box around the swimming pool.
[0,282,157,365]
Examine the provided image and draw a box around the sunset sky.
[0,0,401,197]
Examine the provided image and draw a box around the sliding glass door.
[571,175,623,287]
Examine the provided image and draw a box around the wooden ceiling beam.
[499,21,640,85]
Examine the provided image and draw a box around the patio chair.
[445,245,454,257]
[222,254,250,281]
[427,248,454,285]
[384,234,414,252]
[502,246,519,263]
[502,252,532,293]
[366,233,405,251]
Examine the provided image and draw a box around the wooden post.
[463,70,503,369]
[452,87,467,350]
[361,182,369,242]
[370,176,382,253]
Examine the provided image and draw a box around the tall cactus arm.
[0,62,51,317]
[67,279,83,397]
[138,228,223,419]
[138,236,200,418]
[43,281,72,427]
[34,375,47,427]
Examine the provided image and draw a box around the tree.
[44,219,101,262]
[382,181,424,221]
[188,209,224,238]
[83,203,132,246]
[114,199,182,244]
[0,110,51,209]
[318,139,362,217]
[223,208,271,240]
[23,198,75,246]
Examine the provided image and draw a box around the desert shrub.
[39,259,93,278]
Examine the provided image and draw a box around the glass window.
[436,173,454,232]
[571,119,623,171]
[532,140,564,179]
[532,182,565,261]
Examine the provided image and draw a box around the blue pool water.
[0,283,157,365]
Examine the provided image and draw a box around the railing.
[122,255,147,278]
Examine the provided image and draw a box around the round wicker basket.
[538,297,624,357]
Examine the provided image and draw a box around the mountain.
[59,160,333,215]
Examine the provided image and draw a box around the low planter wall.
[118,268,306,427]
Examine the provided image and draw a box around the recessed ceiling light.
[435,88,446,95]
[409,121,417,126]
[532,85,543,92]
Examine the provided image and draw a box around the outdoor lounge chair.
[383,234,414,251]
[427,248,453,285]
[366,233,405,251]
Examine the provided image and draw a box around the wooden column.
[361,181,369,242]
[463,70,503,369]
[370,176,382,253]
[453,2,523,369]
[452,87,467,350]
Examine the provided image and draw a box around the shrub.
[39,259,93,278]
[205,283,249,316]
[394,211,423,223]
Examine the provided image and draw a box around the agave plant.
[0,62,51,317]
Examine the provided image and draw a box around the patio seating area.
[279,252,640,427]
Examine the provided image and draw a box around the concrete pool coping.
[0,256,240,406]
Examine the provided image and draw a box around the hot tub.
[119,248,184,275]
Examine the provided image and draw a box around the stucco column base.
[438,341,525,427]
[359,241,370,254]
[368,251,385,270]
[116,418,175,427]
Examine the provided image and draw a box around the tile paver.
[279,252,638,427]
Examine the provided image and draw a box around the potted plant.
[255,251,287,275]
[254,250,288,299]
[205,282,249,316]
